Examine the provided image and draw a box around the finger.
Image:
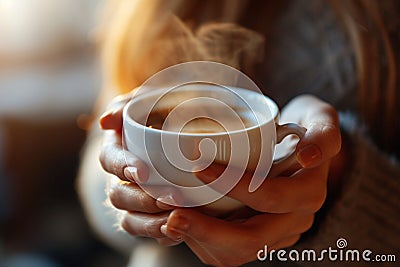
[100,131,148,182]
[108,177,181,213]
[121,211,170,239]
[100,93,134,130]
[108,177,163,213]
[196,162,329,213]
[294,96,341,168]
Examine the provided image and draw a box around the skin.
[99,92,342,266]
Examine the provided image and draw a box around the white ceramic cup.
[123,82,306,216]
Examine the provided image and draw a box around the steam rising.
[104,0,266,92]
[152,18,266,75]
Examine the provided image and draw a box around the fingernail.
[160,224,182,241]
[124,166,146,183]
[157,195,178,209]
[160,224,168,235]
[297,144,322,167]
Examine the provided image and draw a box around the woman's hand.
[99,93,183,247]
[162,95,342,266]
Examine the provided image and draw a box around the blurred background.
[0,0,127,266]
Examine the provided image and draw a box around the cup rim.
[123,85,278,137]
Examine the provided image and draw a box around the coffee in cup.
[123,82,306,217]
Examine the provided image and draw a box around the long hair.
[99,0,259,94]
[98,0,399,154]
[332,0,399,154]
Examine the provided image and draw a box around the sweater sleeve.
[292,111,400,265]
[76,122,141,254]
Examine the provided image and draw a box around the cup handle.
[268,123,307,177]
